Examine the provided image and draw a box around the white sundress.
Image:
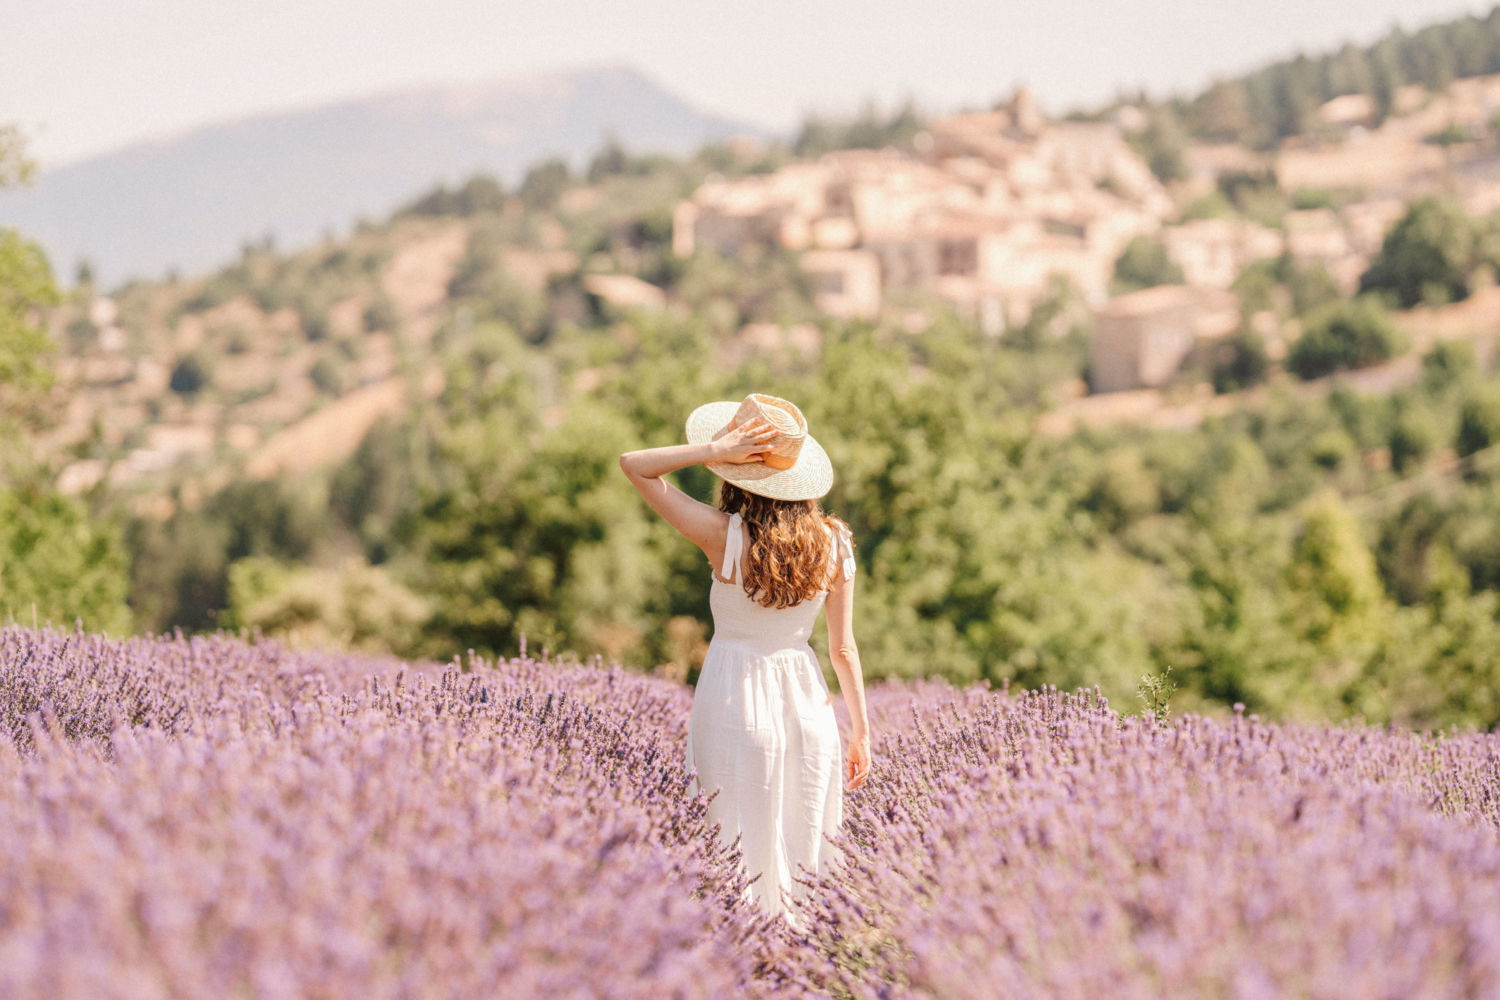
[685,513,856,919]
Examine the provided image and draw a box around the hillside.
[33,146,733,514]
[1161,4,1500,147]
[39,67,1494,513]
[0,65,753,286]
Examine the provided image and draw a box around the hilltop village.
[676,80,1500,399]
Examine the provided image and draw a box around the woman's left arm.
[825,567,871,791]
[619,419,777,557]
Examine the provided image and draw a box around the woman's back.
[708,513,832,653]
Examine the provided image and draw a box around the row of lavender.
[2,627,1499,998]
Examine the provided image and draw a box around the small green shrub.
[1359,198,1481,309]
[1212,330,1270,393]
[1457,386,1500,457]
[309,354,351,395]
[1389,409,1440,473]
[169,354,211,395]
[1287,298,1406,379]
[1113,236,1184,294]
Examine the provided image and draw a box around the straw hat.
[685,393,834,501]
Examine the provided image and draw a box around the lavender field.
[2,627,1499,998]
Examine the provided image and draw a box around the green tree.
[586,136,650,183]
[1216,169,1287,225]
[1006,275,1088,351]
[447,225,550,339]
[330,418,428,564]
[0,228,57,418]
[1174,10,1500,145]
[409,401,676,663]
[1286,261,1342,316]
[1375,493,1451,605]
[1131,110,1189,183]
[1287,298,1406,379]
[1456,385,1500,457]
[1185,79,1251,143]
[1148,438,1302,711]
[1420,340,1478,395]
[0,125,132,634]
[1359,198,1482,308]
[1233,254,1339,319]
[1360,545,1500,730]
[0,125,35,188]
[1285,492,1383,643]
[1112,235,1184,294]
[794,101,925,157]
[308,353,351,395]
[225,556,430,655]
[126,479,327,633]
[399,174,505,218]
[1389,407,1441,473]
[1212,330,1270,393]
[169,353,212,394]
[518,159,573,211]
[0,486,131,633]
[1082,449,1160,532]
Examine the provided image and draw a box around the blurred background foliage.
[8,89,1500,731]
[102,291,1500,733]
[0,131,131,635]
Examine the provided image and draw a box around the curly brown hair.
[719,482,847,609]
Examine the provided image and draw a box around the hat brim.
[685,401,834,501]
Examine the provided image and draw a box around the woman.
[620,392,871,918]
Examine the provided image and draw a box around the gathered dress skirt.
[687,635,843,918]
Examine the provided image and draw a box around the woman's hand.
[712,418,778,465]
[846,735,871,791]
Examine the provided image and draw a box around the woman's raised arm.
[619,419,777,560]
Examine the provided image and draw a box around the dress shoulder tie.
[721,512,744,584]
[827,522,856,585]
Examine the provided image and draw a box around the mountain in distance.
[0,65,757,287]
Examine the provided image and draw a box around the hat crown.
[729,394,806,470]
[684,393,833,501]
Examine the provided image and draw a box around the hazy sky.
[3,0,1489,166]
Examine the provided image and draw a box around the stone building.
[1159,219,1285,289]
[799,250,882,319]
[1090,285,1239,393]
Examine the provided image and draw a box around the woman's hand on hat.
[712,418,778,465]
